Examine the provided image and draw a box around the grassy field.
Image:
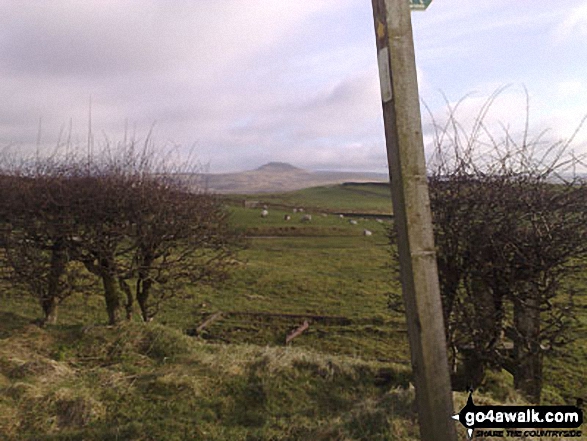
[0,183,585,440]
[226,183,393,215]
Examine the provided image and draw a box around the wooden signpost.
[370,1,458,440]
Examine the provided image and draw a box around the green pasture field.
[226,183,393,215]
[0,183,585,440]
[229,205,390,237]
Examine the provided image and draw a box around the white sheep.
[261,209,269,218]
[284,214,291,221]
[363,229,373,236]
[301,214,312,222]
[349,219,358,225]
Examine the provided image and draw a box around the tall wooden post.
[370,1,458,440]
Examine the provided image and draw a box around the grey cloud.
[0,1,385,173]
[0,3,170,78]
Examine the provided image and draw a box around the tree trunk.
[513,294,542,403]
[100,258,121,325]
[452,350,485,391]
[40,296,59,325]
[137,277,153,323]
[42,239,68,325]
[136,256,155,323]
[455,279,504,390]
[439,265,460,339]
[119,278,133,320]
[474,279,504,351]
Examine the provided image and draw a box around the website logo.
[452,392,583,439]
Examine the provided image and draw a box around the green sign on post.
[409,0,433,10]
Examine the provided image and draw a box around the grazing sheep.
[301,214,312,222]
[339,214,344,219]
[298,208,304,212]
[363,229,373,236]
[293,208,298,213]
[376,219,383,223]
[349,219,358,225]
[261,209,269,218]
[284,214,291,221]
[321,213,328,217]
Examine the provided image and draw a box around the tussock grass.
[0,321,417,440]
[1,319,564,440]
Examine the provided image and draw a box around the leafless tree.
[389,89,587,402]
[0,139,242,325]
[0,161,95,325]
[67,168,137,325]
[120,175,242,322]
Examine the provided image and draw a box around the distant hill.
[198,163,389,194]
[255,162,302,173]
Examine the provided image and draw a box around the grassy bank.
[0,321,417,440]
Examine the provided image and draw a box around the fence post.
[370,1,458,439]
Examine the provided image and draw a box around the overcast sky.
[1,0,586,173]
